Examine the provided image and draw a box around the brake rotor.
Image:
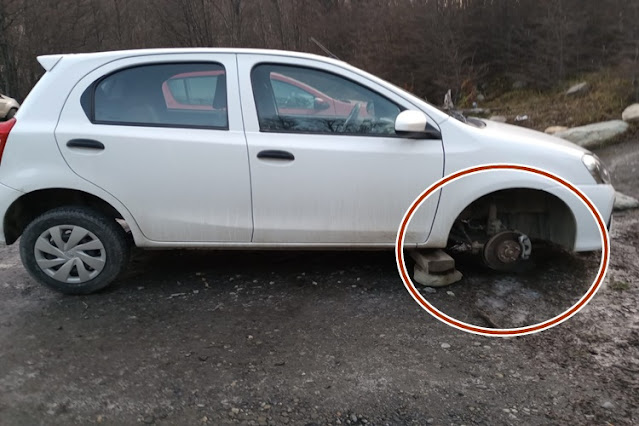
[483,231,531,271]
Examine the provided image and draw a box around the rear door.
[237,54,445,244]
[55,53,252,243]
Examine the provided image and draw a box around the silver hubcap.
[34,225,106,284]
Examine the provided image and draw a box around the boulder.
[614,192,639,211]
[566,82,589,96]
[555,120,629,148]
[489,115,507,123]
[622,104,639,123]
[545,126,569,135]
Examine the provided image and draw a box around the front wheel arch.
[446,188,577,251]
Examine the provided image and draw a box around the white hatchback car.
[0,49,614,294]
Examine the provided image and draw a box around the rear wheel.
[20,207,130,295]
[5,108,17,120]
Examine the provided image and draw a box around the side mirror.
[395,110,429,137]
[314,97,330,111]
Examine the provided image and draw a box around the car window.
[91,63,228,129]
[271,79,315,110]
[251,64,402,136]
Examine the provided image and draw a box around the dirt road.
[0,141,638,425]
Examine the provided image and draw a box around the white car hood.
[480,119,590,155]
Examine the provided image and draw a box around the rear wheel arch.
[4,188,134,245]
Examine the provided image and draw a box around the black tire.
[6,108,17,120]
[20,207,130,295]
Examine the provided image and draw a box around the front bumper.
[0,182,23,245]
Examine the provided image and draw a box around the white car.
[0,93,19,120]
[0,48,614,294]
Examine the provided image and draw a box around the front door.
[55,54,252,243]
[238,55,444,244]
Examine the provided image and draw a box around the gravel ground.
[0,141,638,425]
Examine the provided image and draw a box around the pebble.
[350,414,358,422]
[601,401,614,409]
[446,291,455,297]
[422,287,437,294]
[441,343,451,349]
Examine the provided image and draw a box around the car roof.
[37,48,347,72]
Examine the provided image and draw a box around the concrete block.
[413,264,463,287]
[409,249,455,273]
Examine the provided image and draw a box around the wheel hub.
[496,239,521,263]
[34,225,106,284]
[483,231,531,271]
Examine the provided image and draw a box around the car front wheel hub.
[483,231,532,271]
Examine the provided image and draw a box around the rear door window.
[89,63,228,129]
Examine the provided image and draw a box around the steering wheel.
[341,103,361,132]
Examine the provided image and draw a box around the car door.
[237,54,445,244]
[55,53,252,243]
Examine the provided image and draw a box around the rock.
[350,414,358,422]
[446,291,455,297]
[555,120,629,148]
[622,103,639,122]
[489,115,507,123]
[441,343,451,349]
[566,82,589,96]
[601,401,614,410]
[614,192,639,211]
[477,93,486,102]
[422,287,437,294]
[544,126,569,135]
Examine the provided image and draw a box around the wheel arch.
[423,174,582,251]
[4,188,140,245]
[447,187,577,250]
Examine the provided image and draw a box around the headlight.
[582,154,611,184]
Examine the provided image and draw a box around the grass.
[478,67,637,133]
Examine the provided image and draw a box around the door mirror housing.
[395,110,431,138]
